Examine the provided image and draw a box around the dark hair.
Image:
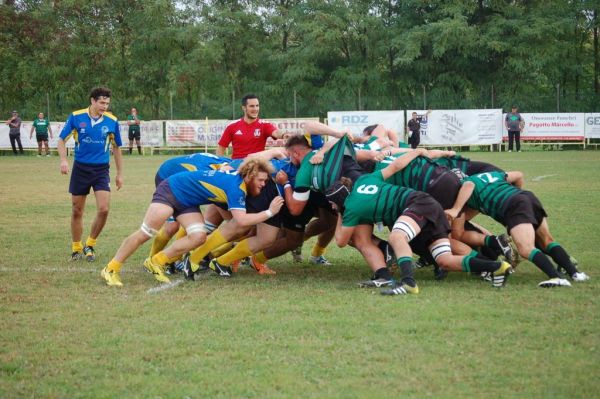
[363,124,378,136]
[241,94,259,106]
[285,135,310,150]
[325,178,353,213]
[90,87,112,100]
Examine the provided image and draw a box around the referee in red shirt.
[217,94,284,159]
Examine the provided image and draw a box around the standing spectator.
[127,107,142,155]
[6,110,23,155]
[29,112,53,156]
[505,105,524,152]
[406,110,430,149]
[57,87,124,262]
[216,94,285,159]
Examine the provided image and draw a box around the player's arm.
[506,171,524,188]
[334,213,355,247]
[303,120,346,139]
[48,123,53,139]
[112,142,124,190]
[445,181,475,221]
[247,147,287,160]
[309,138,338,164]
[425,149,456,159]
[230,196,284,227]
[379,148,427,180]
[57,138,69,174]
[29,123,34,139]
[275,169,308,215]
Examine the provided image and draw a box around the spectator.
[216,94,285,159]
[127,107,142,155]
[6,110,23,155]
[505,105,524,152]
[406,110,430,149]
[29,112,53,156]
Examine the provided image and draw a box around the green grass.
[1,151,599,398]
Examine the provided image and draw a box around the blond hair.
[237,157,274,179]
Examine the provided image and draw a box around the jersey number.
[477,172,499,183]
[357,184,378,194]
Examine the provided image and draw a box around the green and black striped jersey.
[464,171,520,220]
[374,152,439,191]
[342,171,415,227]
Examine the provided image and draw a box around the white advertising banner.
[166,120,229,147]
[165,118,319,147]
[1,120,163,149]
[326,111,405,137]
[505,113,585,141]
[584,113,600,138]
[408,109,503,145]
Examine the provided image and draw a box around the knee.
[187,232,207,248]
[71,205,84,219]
[97,206,110,218]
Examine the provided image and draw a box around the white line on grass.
[146,278,185,294]
[0,267,148,273]
[532,174,558,181]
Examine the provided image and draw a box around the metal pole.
[491,84,494,108]
[422,85,426,109]
[556,83,560,112]
[293,89,297,118]
[46,92,50,119]
[232,89,235,119]
[170,92,173,120]
[358,87,362,110]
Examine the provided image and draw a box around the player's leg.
[305,207,336,265]
[510,223,568,287]
[84,190,111,262]
[44,139,50,156]
[70,194,87,260]
[535,218,589,282]
[135,136,142,155]
[103,203,174,286]
[351,224,395,287]
[37,138,42,156]
[380,215,420,295]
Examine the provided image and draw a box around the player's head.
[89,87,112,115]
[238,157,274,196]
[511,104,518,111]
[11,110,17,116]
[451,168,467,181]
[131,107,137,114]
[285,135,311,166]
[325,177,353,213]
[38,112,44,119]
[411,112,417,119]
[241,94,260,120]
[363,124,377,136]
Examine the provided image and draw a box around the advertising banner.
[1,120,164,149]
[326,111,405,137]
[584,113,600,138]
[504,113,585,141]
[165,118,319,147]
[408,109,502,145]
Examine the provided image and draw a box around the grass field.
[1,151,599,398]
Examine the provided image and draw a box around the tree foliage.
[1,0,598,120]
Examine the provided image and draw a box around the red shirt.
[218,118,277,159]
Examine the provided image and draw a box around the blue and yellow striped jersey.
[59,108,122,164]
[168,169,248,210]
[157,153,231,180]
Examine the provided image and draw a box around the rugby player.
[101,158,283,286]
[446,170,590,287]
[57,87,123,262]
[327,163,513,295]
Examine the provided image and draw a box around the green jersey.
[432,155,470,174]
[32,118,50,135]
[353,136,380,151]
[127,114,141,133]
[295,135,356,193]
[464,171,520,221]
[342,171,415,227]
[374,152,439,192]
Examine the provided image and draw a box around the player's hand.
[115,174,124,191]
[373,152,385,162]
[444,208,458,223]
[310,152,324,164]
[275,170,289,185]
[268,196,285,215]
[60,160,70,175]
[273,148,288,159]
